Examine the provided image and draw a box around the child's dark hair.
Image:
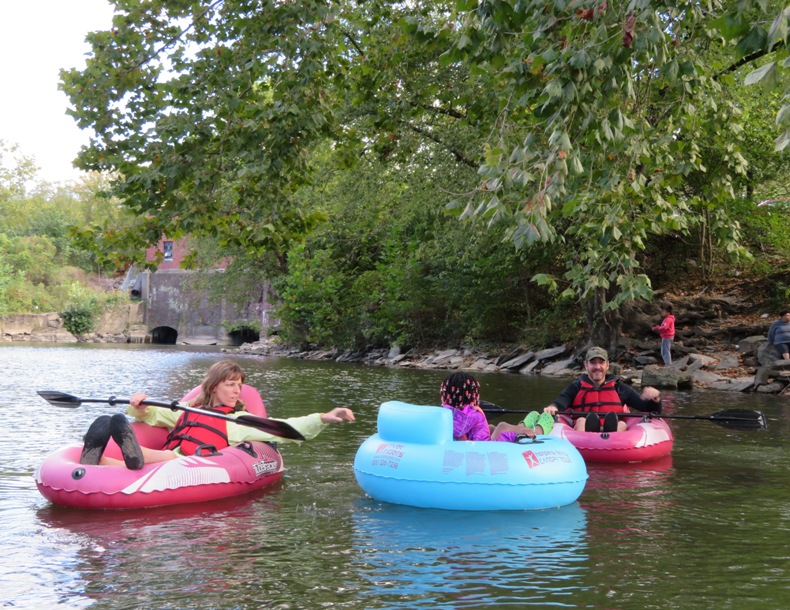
[440,372,480,409]
[663,303,673,314]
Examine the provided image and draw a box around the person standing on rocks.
[652,304,676,366]
[767,310,790,360]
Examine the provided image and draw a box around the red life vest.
[571,377,625,414]
[164,404,237,455]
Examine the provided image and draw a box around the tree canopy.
[61,0,790,348]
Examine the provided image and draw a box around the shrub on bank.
[60,283,127,336]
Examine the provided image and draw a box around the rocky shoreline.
[228,334,790,395]
[5,299,790,395]
[224,293,790,394]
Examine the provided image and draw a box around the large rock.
[640,365,693,389]
[738,335,766,355]
[534,346,568,361]
[691,370,724,386]
[708,377,754,392]
[500,351,535,370]
[30,329,79,343]
[519,360,541,375]
[429,349,460,366]
[714,354,741,370]
[687,353,717,368]
[541,357,576,376]
[756,382,785,393]
[757,341,781,366]
[754,359,790,388]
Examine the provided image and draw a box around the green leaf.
[709,14,750,41]
[767,10,788,47]
[545,79,563,99]
[736,27,768,57]
[663,59,679,82]
[531,273,555,287]
[775,129,790,152]
[744,62,777,87]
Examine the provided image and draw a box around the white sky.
[0,0,115,184]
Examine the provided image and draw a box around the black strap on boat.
[236,441,256,457]
[515,434,544,444]
[193,444,221,457]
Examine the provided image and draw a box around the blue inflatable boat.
[354,401,588,511]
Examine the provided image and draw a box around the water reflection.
[3,344,789,609]
[34,488,286,609]
[350,502,589,608]
[585,455,675,491]
[581,457,677,540]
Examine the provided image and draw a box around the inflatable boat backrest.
[180,383,268,417]
[377,401,453,445]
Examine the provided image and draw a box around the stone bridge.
[131,269,276,345]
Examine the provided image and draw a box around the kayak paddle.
[479,401,767,431]
[37,390,306,441]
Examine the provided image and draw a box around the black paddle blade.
[480,400,508,415]
[236,414,306,441]
[710,409,768,431]
[37,390,82,408]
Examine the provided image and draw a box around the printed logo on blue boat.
[371,442,405,469]
[253,458,280,476]
[522,449,573,469]
[440,450,512,475]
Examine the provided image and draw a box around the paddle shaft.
[38,392,305,440]
[84,397,270,427]
[484,407,753,422]
[479,401,766,429]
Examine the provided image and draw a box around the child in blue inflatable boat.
[440,372,552,442]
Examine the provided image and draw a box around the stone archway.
[150,326,178,345]
[227,326,260,346]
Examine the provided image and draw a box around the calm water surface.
[0,344,788,609]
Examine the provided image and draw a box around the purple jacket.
[442,403,491,441]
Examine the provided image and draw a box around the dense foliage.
[59,283,127,336]
[3,2,789,352]
[56,0,788,350]
[0,140,131,317]
[273,150,556,348]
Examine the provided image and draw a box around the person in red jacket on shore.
[652,304,676,366]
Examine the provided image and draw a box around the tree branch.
[408,101,467,120]
[407,123,478,169]
[714,41,786,81]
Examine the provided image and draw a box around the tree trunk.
[584,288,623,355]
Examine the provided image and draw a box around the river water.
[0,344,788,609]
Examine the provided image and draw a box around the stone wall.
[0,303,145,343]
[143,269,273,344]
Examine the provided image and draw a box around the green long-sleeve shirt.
[126,404,328,446]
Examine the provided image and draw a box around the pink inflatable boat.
[35,385,285,509]
[550,411,674,463]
